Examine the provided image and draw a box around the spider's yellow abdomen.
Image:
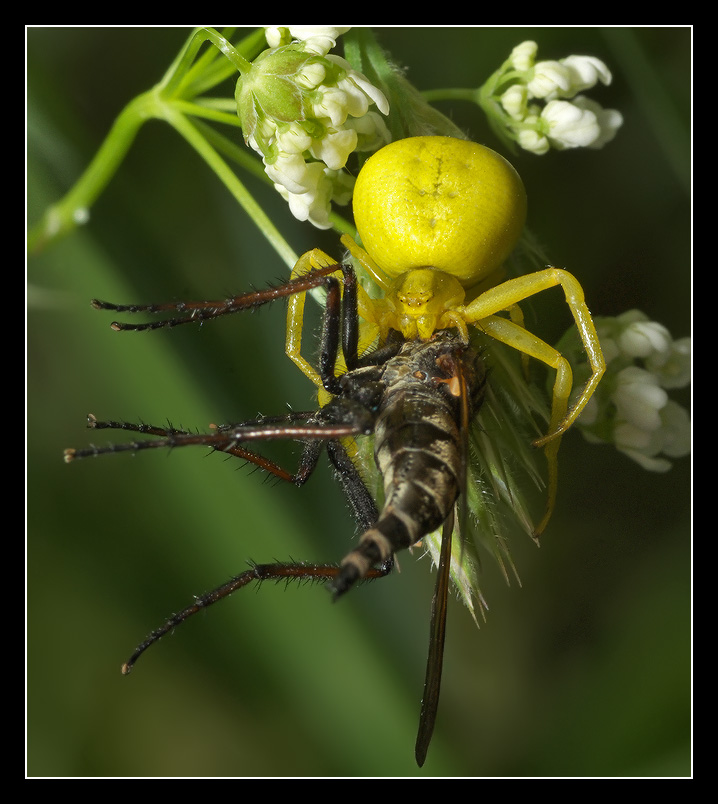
[352,136,527,287]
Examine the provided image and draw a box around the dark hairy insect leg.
[64,412,374,486]
[91,262,351,332]
[122,557,394,674]
[63,414,320,483]
[326,440,379,532]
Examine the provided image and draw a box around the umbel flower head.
[558,310,691,472]
[235,27,390,228]
[481,40,623,155]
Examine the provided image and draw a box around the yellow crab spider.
[284,136,605,534]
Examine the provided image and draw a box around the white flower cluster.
[236,26,390,229]
[575,310,691,472]
[493,40,623,154]
[265,26,350,55]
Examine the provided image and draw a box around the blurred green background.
[27,27,691,778]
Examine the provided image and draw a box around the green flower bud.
[235,45,319,148]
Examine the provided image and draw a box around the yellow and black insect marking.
[65,136,605,767]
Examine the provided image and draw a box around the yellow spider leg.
[285,249,341,390]
[460,267,605,443]
[340,234,391,292]
[340,233,396,342]
[507,303,530,379]
[285,248,382,409]
[479,314,572,538]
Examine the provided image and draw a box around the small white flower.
[312,86,354,127]
[614,397,690,473]
[288,26,352,55]
[309,126,358,170]
[274,121,313,155]
[517,126,549,155]
[560,55,613,95]
[510,41,538,72]
[659,401,691,458]
[646,337,691,390]
[528,60,573,99]
[613,366,669,433]
[263,27,291,48]
[275,165,334,229]
[571,96,623,149]
[327,55,390,116]
[295,61,327,91]
[542,99,602,149]
[500,85,528,120]
[618,319,672,359]
[263,152,313,194]
[344,111,391,153]
[265,26,351,56]
[273,157,326,197]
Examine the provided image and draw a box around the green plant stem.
[162,106,298,270]
[27,27,281,256]
[28,26,353,269]
[421,88,478,104]
[27,91,154,254]
[157,27,254,98]
[27,26,303,272]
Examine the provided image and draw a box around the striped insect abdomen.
[374,385,462,547]
[336,335,484,588]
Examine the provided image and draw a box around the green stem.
[199,27,254,74]
[421,87,478,104]
[173,98,243,129]
[157,27,253,99]
[28,26,340,267]
[328,210,356,237]
[162,106,298,270]
[178,28,266,99]
[27,27,280,259]
[191,119,269,183]
[27,91,155,254]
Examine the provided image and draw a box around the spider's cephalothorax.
[65,136,605,766]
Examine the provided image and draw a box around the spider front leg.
[460,266,606,443]
[285,247,382,402]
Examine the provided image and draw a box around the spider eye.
[352,136,527,287]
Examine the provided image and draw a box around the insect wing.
[415,510,453,767]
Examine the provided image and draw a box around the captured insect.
[65,136,606,767]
